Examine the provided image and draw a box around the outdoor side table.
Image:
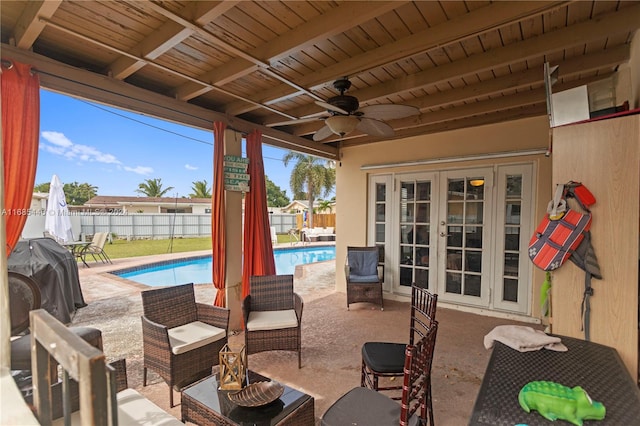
[181,369,314,426]
[469,335,640,425]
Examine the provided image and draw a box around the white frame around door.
[368,162,535,316]
[436,168,493,307]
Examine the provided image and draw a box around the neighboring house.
[83,196,212,214]
[280,199,336,214]
[30,192,48,212]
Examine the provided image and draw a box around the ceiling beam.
[340,105,548,148]
[225,1,569,116]
[317,73,607,146]
[12,0,61,49]
[1,44,337,160]
[173,1,403,101]
[287,46,627,134]
[108,2,239,80]
[264,4,640,125]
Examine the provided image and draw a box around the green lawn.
[98,233,299,260]
[102,237,212,260]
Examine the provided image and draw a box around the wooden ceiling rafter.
[225,1,571,117]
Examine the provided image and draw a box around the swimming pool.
[113,245,336,287]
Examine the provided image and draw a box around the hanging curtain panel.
[242,130,276,299]
[2,60,40,256]
[212,121,226,307]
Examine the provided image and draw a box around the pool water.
[114,246,336,287]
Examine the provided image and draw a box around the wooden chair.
[361,283,438,425]
[345,246,384,310]
[141,283,230,407]
[243,274,303,368]
[322,321,439,426]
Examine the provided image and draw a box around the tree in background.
[283,152,335,228]
[190,180,212,198]
[34,182,51,193]
[135,178,174,197]
[34,181,98,205]
[265,175,290,207]
[316,199,332,213]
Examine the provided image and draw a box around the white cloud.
[41,131,73,148]
[123,166,154,175]
[41,130,152,175]
[185,164,198,170]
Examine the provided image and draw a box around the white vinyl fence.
[76,213,297,240]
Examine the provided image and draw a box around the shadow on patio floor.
[71,253,536,425]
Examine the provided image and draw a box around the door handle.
[439,232,448,237]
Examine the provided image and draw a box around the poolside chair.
[361,283,438,425]
[345,246,384,310]
[84,232,112,264]
[322,321,439,426]
[141,283,230,407]
[243,274,303,368]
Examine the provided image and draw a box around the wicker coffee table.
[181,369,314,426]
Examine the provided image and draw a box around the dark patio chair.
[322,321,439,426]
[141,282,230,407]
[345,246,384,310]
[243,274,303,368]
[361,283,438,425]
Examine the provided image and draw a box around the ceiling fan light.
[325,115,359,137]
[470,179,485,187]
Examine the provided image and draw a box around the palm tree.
[135,178,174,197]
[190,180,212,198]
[317,199,332,213]
[283,152,335,228]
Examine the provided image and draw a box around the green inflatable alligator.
[518,381,606,426]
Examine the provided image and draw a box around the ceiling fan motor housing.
[327,95,359,114]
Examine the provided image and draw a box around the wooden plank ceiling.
[2,1,639,159]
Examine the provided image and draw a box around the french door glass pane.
[445,176,485,299]
[500,175,523,303]
[399,179,432,289]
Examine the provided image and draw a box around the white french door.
[369,164,533,314]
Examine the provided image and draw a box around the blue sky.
[36,90,300,199]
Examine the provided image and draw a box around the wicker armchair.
[322,322,439,426]
[242,274,303,368]
[345,246,384,310]
[141,283,230,407]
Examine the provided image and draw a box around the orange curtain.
[241,130,276,299]
[2,60,40,256]
[212,122,226,306]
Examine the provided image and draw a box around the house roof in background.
[85,195,211,206]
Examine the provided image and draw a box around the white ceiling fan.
[312,77,420,142]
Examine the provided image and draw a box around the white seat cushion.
[52,389,183,426]
[246,309,298,331]
[117,388,184,425]
[168,320,226,355]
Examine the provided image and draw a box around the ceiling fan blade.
[315,100,350,115]
[358,104,420,121]
[357,117,395,138]
[313,124,335,141]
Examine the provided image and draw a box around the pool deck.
[70,241,532,425]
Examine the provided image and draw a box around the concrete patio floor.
[69,250,536,425]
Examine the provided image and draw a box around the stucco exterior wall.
[336,115,552,318]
